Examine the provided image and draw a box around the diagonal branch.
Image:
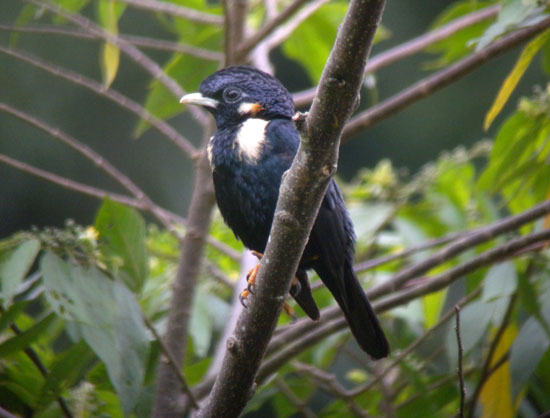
[292,4,500,107]
[0,46,197,158]
[24,0,209,126]
[234,0,308,61]
[343,17,550,139]
[197,1,387,416]
[0,24,223,61]
[115,0,223,24]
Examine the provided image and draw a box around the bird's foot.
[239,251,263,307]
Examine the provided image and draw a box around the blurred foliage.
[1,0,550,417]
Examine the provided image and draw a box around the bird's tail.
[324,263,390,359]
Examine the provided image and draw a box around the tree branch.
[152,142,217,417]
[369,198,550,299]
[0,24,223,61]
[25,0,209,126]
[343,17,550,139]
[292,5,500,107]
[0,46,197,158]
[197,1,386,416]
[115,0,223,24]
[234,0,308,61]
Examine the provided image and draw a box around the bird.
[180,66,389,359]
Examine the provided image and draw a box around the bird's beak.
[179,93,219,109]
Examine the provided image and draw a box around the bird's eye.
[223,87,242,103]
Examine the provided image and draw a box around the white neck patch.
[234,118,268,164]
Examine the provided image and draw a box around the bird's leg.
[239,251,263,307]
[239,251,300,323]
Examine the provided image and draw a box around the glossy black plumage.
[181,66,389,359]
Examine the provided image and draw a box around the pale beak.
[179,92,219,108]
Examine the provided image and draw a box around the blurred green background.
[1,0,546,237]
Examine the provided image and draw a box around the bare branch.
[257,0,330,58]
[235,0,308,60]
[355,231,468,273]
[350,287,481,398]
[24,0,209,126]
[0,46,197,158]
[116,0,223,24]
[0,24,223,60]
[343,17,550,139]
[197,2,387,416]
[143,315,199,409]
[369,199,550,300]
[292,5,500,107]
[153,136,216,417]
[248,229,550,388]
[223,0,248,65]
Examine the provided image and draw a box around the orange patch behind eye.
[250,102,264,115]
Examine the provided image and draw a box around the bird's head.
[180,66,295,128]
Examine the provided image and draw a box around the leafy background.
[1,0,550,417]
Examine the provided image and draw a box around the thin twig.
[274,377,318,418]
[235,0,308,60]
[115,0,223,24]
[455,305,465,418]
[369,199,550,300]
[343,17,550,139]
[3,311,74,418]
[0,152,238,260]
[25,0,209,126]
[0,46,197,158]
[250,229,550,389]
[292,362,369,418]
[143,315,199,409]
[265,200,550,362]
[292,5,500,107]
[355,231,468,273]
[349,287,481,398]
[0,24,223,60]
[466,294,517,418]
[256,0,330,56]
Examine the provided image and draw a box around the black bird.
[180,66,389,359]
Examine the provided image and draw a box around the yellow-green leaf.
[484,29,550,130]
[479,324,520,418]
[98,0,125,88]
[101,41,119,88]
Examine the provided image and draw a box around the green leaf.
[0,238,40,308]
[0,313,57,357]
[509,317,550,400]
[425,1,494,68]
[97,0,126,88]
[95,198,148,293]
[37,341,94,408]
[282,2,347,83]
[40,252,150,415]
[482,262,517,302]
[0,302,27,333]
[484,30,550,130]
[476,0,544,51]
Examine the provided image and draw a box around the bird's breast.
[232,118,269,164]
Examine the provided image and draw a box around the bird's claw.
[239,289,250,308]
